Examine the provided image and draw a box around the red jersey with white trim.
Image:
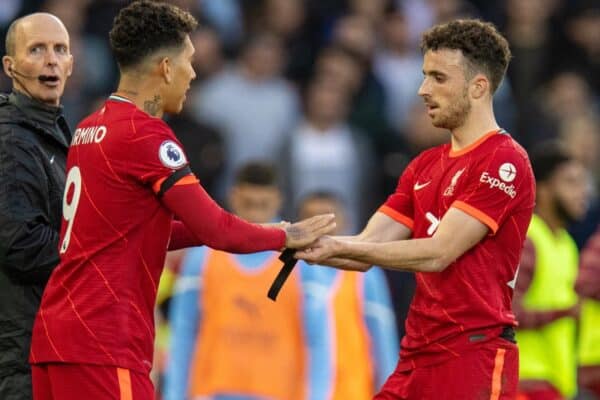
[30,96,190,373]
[380,130,535,369]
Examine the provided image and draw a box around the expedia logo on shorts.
[480,171,517,198]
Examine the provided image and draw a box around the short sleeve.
[379,158,418,230]
[126,119,190,188]
[452,145,534,234]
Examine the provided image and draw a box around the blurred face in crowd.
[229,183,282,224]
[542,160,590,224]
[332,15,376,58]
[418,49,473,130]
[383,11,411,52]
[191,28,222,79]
[299,196,347,235]
[242,35,284,80]
[162,35,196,114]
[315,50,363,93]
[350,0,389,23]
[265,0,305,36]
[2,13,73,106]
[306,80,349,128]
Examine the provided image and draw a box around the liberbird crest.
[444,168,465,196]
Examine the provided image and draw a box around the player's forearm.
[337,237,452,272]
[162,184,285,252]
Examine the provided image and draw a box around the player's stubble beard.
[432,85,471,130]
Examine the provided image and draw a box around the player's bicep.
[433,207,489,264]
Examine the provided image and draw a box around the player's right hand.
[284,214,336,249]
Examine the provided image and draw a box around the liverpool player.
[28,2,334,399]
[297,19,535,399]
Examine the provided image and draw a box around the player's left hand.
[295,236,341,263]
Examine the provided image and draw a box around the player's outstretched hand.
[295,235,340,263]
[284,214,336,249]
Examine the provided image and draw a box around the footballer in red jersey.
[29,2,335,400]
[297,20,535,400]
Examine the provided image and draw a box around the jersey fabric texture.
[30,96,190,373]
[380,131,535,369]
[375,337,518,400]
[32,363,153,400]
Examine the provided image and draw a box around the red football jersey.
[380,130,535,369]
[30,96,191,373]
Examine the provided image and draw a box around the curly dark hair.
[109,0,197,69]
[421,19,511,93]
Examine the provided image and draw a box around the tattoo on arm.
[143,95,162,116]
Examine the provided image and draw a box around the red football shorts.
[375,337,518,400]
[32,363,154,400]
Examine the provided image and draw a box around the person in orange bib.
[297,191,399,400]
[164,162,329,400]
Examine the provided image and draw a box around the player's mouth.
[424,102,439,114]
[39,75,60,87]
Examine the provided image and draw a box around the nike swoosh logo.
[49,155,55,164]
[414,181,431,191]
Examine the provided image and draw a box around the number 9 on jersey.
[60,166,82,254]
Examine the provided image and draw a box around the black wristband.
[267,248,297,301]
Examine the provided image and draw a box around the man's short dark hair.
[421,19,511,93]
[529,141,573,183]
[109,0,197,69]
[234,162,278,186]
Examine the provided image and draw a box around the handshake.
[268,214,370,301]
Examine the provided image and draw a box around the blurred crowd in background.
[2,0,600,399]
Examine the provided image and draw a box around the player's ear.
[471,74,488,99]
[158,56,172,84]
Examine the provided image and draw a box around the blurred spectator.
[514,142,590,400]
[331,14,376,60]
[297,191,399,399]
[249,0,316,84]
[199,0,243,51]
[576,223,600,399]
[559,114,600,188]
[520,70,597,150]
[373,7,422,133]
[428,0,480,22]
[503,0,564,146]
[348,0,393,26]
[189,25,224,82]
[190,32,300,198]
[560,0,600,94]
[164,162,324,400]
[314,44,389,151]
[282,77,376,231]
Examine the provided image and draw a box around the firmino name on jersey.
[71,125,107,146]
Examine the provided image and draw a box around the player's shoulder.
[412,142,449,166]
[481,131,531,167]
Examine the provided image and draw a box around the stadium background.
[2,0,599,399]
